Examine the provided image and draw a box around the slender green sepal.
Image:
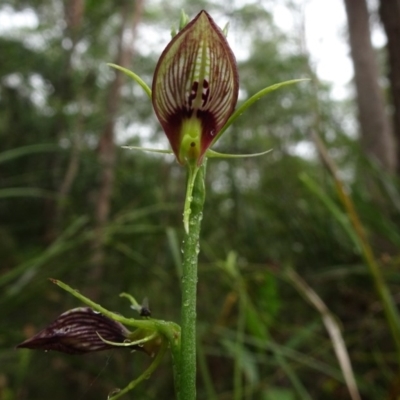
[121,146,173,155]
[215,79,309,142]
[97,331,157,347]
[107,63,152,99]
[206,148,272,158]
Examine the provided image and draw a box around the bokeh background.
[1,0,400,399]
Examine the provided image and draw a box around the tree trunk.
[379,0,400,174]
[53,0,85,232]
[43,0,85,243]
[89,0,145,297]
[343,0,396,172]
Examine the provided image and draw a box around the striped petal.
[16,307,134,354]
[152,10,239,165]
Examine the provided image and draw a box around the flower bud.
[16,307,134,354]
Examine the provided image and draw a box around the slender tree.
[379,0,400,173]
[90,0,145,295]
[42,0,85,243]
[54,0,85,232]
[343,0,396,172]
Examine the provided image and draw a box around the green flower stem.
[183,165,200,233]
[179,161,206,400]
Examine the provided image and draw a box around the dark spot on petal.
[189,81,199,107]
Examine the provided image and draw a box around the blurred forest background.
[2,0,400,399]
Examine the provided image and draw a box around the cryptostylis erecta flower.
[109,10,305,231]
[152,10,239,167]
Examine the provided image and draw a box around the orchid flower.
[110,10,304,232]
[152,10,239,166]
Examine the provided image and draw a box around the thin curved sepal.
[121,146,173,155]
[206,148,272,158]
[214,79,309,142]
[121,146,273,160]
[108,63,152,100]
[96,331,157,348]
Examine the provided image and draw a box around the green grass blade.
[0,144,59,164]
[299,172,361,253]
[0,188,57,199]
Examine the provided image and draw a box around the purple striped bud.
[16,307,134,355]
